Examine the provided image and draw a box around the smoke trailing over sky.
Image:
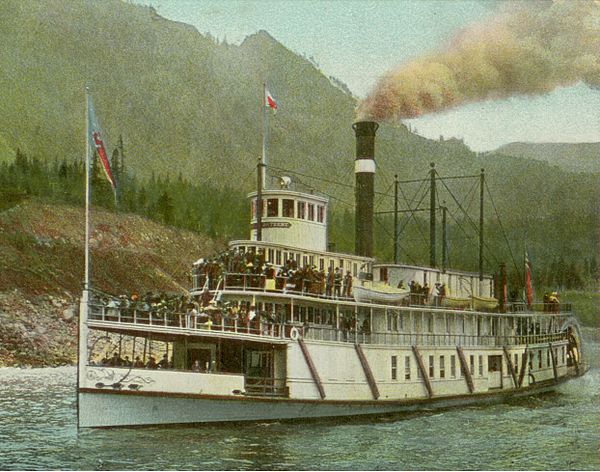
[358,1,600,121]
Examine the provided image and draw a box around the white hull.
[78,380,564,428]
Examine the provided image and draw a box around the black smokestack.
[353,121,378,258]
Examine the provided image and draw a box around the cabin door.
[244,349,273,378]
[488,355,503,389]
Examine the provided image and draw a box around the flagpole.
[261,82,267,190]
[78,85,93,430]
[84,86,92,292]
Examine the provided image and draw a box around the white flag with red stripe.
[265,87,278,112]
[88,97,116,195]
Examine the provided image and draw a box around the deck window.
[405,356,411,380]
[317,205,325,223]
[307,203,315,221]
[426,314,433,333]
[319,258,324,271]
[478,355,483,376]
[297,201,306,219]
[451,355,456,378]
[282,199,294,218]
[268,249,274,263]
[276,250,282,265]
[440,356,445,378]
[391,356,397,380]
[470,355,474,375]
[529,352,534,370]
[267,198,279,217]
[429,355,434,378]
[546,349,550,367]
[562,346,565,364]
[514,354,519,374]
[538,350,542,369]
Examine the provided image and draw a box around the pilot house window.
[297,201,306,219]
[317,205,325,223]
[267,199,279,217]
[308,203,315,221]
[282,199,294,218]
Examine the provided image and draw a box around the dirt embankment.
[0,199,222,367]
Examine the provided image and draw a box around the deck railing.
[87,304,568,348]
[192,274,573,314]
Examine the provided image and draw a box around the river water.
[0,342,598,470]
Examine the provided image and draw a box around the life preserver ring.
[290,327,300,341]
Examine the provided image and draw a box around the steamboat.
[77,121,588,428]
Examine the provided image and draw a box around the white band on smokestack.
[355,159,376,173]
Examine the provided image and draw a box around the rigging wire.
[435,173,500,266]
[485,180,523,282]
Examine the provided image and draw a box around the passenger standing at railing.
[106,298,119,320]
[343,271,353,297]
[439,283,447,306]
[186,304,198,329]
[548,292,560,313]
[326,267,334,296]
[334,268,342,298]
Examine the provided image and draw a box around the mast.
[441,201,448,273]
[78,85,93,429]
[479,168,485,282]
[394,174,399,264]
[84,87,92,292]
[261,83,268,190]
[256,157,264,241]
[429,162,436,268]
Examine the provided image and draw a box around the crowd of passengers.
[95,352,172,369]
[193,248,355,297]
[405,280,447,306]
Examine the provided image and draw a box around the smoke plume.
[358,1,600,121]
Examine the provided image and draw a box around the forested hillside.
[493,142,600,173]
[0,0,597,288]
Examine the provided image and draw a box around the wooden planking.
[518,346,529,388]
[456,346,474,393]
[354,343,380,400]
[548,343,558,382]
[411,346,433,398]
[298,339,326,399]
[503,346,518,388]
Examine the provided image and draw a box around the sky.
[135,0,600,151]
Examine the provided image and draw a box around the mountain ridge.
[492,142,600,173]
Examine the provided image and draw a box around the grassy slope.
[0,199,222,296]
